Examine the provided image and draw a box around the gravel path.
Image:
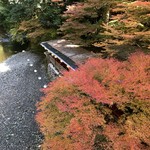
[0,52,49,150]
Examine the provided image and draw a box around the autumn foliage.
[60,0,150,56]
[36,52,150,150]
[98,0,150,50]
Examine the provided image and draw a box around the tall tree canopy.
[0,0,83,46]
[60,0,150,54]
[0,0,149,54]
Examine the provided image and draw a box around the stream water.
[0,43,14,63]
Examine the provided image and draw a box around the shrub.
[36,52,150,149]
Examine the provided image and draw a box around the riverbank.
[0,52,49,149]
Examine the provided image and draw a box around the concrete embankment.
[0,52,49,150]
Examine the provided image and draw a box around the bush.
[36,52,150,150]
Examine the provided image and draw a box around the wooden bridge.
[41,39,94,75]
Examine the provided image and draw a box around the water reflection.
[0,43,13,63]
[0,62,11,72]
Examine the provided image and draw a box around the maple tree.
[36,52,150,149]
[59,0,150,58]
[97,0,150,56]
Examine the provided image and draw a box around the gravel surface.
[0,52,49,150]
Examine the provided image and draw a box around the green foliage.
[36,52,150,149]
[15,19,58,50]
[0,2,8,28]
[0,0,83,49]
[6,4,26,23]
[38,3,62,28]
[59,0,111,47]
[1,0,40,30]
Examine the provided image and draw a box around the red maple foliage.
[36,52,150,150]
